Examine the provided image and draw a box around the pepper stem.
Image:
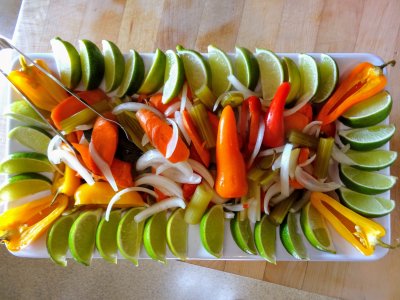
[377,238,400,249]
[378,60,396,70]
[19,55,28,71]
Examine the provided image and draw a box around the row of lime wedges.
[51,37,339,105]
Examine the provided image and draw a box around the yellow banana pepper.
[310,192,396,256]
[74,182,146,207]
[0,194,68,251]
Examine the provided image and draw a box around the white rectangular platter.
[0,51,391,262]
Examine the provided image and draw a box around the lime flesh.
[102,40,125,92]
[254,215,277,263]
[138,48,166,95]
[79,39,105,90]
[346,149,397,171]
[116,49,145,97]
[162,50,184,104]
[143,211,167,263]
[280,213,309,260]
[208,45,233,97]
[8,126,52,154]
[230,213,257,255]
[312,54,338,103]
[96,210,121,264]
[6,100,48,128]
[281,56,301,104]
[166,208,188,260]
[200,205,225,258]
[0,152,54,174]
[298,54,319,102]
[235,46,259,91]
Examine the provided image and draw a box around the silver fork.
[0,36,130,148]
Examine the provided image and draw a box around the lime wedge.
[339,164,397,195]
[230,213,257,255]
[6,100,48,128]
[166,208,188,260]
[8,126,52,154]
[312,54,338,103]
[69,208,103,266]
[338,124,395,151]
[255,49,284,101]
[50,37,82,89]
[176,45,211,95]
[117,207,145,266]
[235,47,259,90]
[195,84,215,110]
[102,40,125,92]
[0,152,54,174]
[143,211,167,263]
[280,212,309,260]
[281,56,301,104]
[200,204,224,258]
[138,49,166,95]
[47,212,79,267]
[116,49,145,97]
[0,173,52,202]
[208,45,233,97]
[300,202,336,253]
[162,50,184,104]
[254,214,277,263]
[298,54,319,102]
[78,39,105,90]
[345,149,397,171]
[96,210,121,264]
[340,91,392,128]
[337,187,395,218]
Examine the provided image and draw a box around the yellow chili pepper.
[74,182,146,207]
[0,194,68,252]
[59,166,82,196]
[8,57,68,111]
[310,192,396,256]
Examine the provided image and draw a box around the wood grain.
[5,0,400,298]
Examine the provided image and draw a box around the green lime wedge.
[102,40,125,92]
[340,90,392,128]
[0,152,54,174]
[47,212,79,267]
[298,54,319,102]
[280,212,309,260]
[143,211,167,263]
[138,49,166,95]
[338,124,395,151]
[117,207,145,266]
[345,149,397,171]
[312,54,338,103]
[69,208,103,266]
[300,202,336,253]
[339,164,397,195]
[50,37,82,89]
[116,49,145,97]
[281,56,301,104]
[96,210,121,264]
[230,213,257,255]
[200,204,224,258]
[177,45,211,95]
[0,173,52,202]
[235,47,259,91]
[162,50,184,104]
[166,208,188,260]
[255,49,284,101]
[337,187,395,218]
[8,126,52,154]
[208,45,233,97]
[79,39,105,90]
[6,100,47,128]
[254,215,277,263]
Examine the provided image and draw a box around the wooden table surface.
[4,0,400,299]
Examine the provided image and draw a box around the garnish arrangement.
[0,38,397,266]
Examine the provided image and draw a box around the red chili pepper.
[245,96,262,156]
[263,82,291,148]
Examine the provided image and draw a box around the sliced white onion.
[166,118,179,159]
[160,168,202,184]
[247,198,259,224]
[332,144,356,165]
[280,143,293,197]
[341,143,350,153]
[2,190,52,212]
[223,203,245,212]
[134,197,186,223]
[298,153,316,168]
[263,181,281,214]
[283,94,311,117]
[295,166,341,192]
[134,174,183,198]
[213,92,225,112]
[104,187,155,221]
[188,159,214,187]
[302,121,322,136]
[247,118,265,169]
[174,111,191,145]
[227,74,261,98]
[47,135,64,175]
[89,142,118,192]
[290,190,311,213]
[270,188,294,206]
[272,154,282,171]
[75,124,94,131]
[79,134,89,145]
[164,101,181,117]
[224,212,235,219]
[258,145,286,157]
[211,190,230,204]
[289,149,300,179]
[180,83,188,113]
[112,102,164,119]
[141,133,150,146]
